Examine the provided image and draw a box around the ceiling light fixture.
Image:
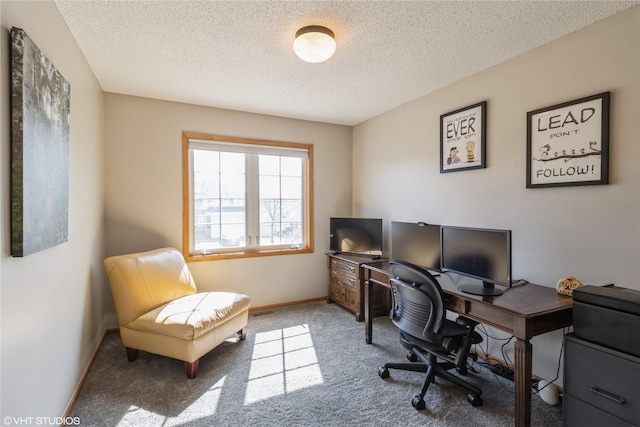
[293,25,336,63]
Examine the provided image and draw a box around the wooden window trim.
[182,131,314,262]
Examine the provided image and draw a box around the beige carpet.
[70,301,562,426]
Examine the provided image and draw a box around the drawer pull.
[590,387,626,404]
[348,266,356,273]
[331,260,337,266]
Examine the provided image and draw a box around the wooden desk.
[362,261,573,427]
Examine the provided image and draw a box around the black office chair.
[378,259,483,410]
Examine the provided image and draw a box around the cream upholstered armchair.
[104,247,251,379]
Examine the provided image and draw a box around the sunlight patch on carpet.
[117,377,226,426]
[244,324,324,405]
[166,376,226,425]
[116,406,164,426]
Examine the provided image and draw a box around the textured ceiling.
[54,1,638,126]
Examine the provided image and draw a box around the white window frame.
[182,132,314,262]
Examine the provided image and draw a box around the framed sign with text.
[440,101,486,173]
[526,92,610,188]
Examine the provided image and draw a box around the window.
[183,132,313,261]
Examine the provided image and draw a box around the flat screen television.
[391,221,441,272]
[440,225,512,296]
[330,217,383,256]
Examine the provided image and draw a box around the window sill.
[185,247,313,263]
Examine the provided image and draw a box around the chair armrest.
[456,316,479,329]
[456,316,483,344]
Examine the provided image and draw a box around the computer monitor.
[391,221,441,271]
[329,217,383,256]
[440,225,512,296]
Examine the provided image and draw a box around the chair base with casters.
[378,331,483,410]
[377,259,484,411]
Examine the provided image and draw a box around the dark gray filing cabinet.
[564,333,640,426]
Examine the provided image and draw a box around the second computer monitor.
[440,225,512,296]
[391,221,441,271]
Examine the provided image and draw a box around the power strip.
[489,363,514,381]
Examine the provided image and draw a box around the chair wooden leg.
[239,327,247,341]
[125,347,139,362]
[185,359,199,379]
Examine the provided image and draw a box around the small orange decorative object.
[556,277,583,296]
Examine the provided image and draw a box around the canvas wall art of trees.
[11,27,70,257]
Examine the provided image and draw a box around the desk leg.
[364,280,372,344]
[514,338,532,427]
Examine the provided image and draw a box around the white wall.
[1,0,106,420]
[353,6,640,382]
[104,94,352,311]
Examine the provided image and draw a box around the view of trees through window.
[258,155,303,247]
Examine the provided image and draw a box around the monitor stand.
[458,281,504,296]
